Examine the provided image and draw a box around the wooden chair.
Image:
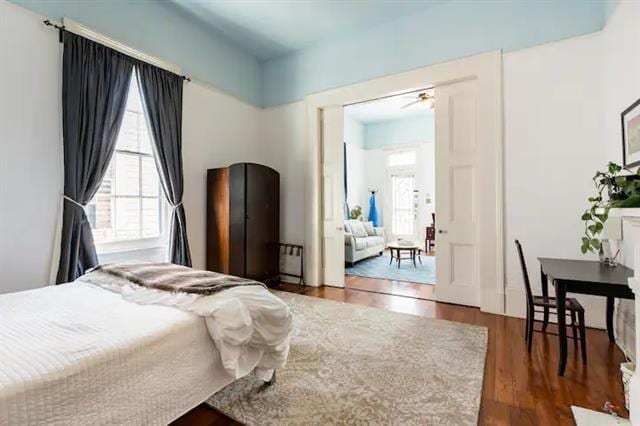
[514,240,587,362]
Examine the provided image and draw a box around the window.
[387,150,416,167]
[87,72,166,251]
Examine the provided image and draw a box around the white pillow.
[344,221,353,234]
[363,221,375,236]
[349,221,368,238]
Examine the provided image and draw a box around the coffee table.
[387,241,422,269]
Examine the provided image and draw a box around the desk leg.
[540,266,550,332]
[389,249,394,265]
[555,279,568,376]
[606,296,615,343]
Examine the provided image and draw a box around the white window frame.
[94,150,168,255]
[385,149,418,240]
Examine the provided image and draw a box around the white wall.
[417,143,436,243]
[256,102,307,282]
[345,144,367,214]
[344,113,367,214]
[0,0,263,293]
[364,114,434,149]
[502,31,609,327]
[602,0,639,167]
[0,0,63,294]
[182,82,261,270]
[363,149,386,226]
[344,112,364,149]
[602,0,640,360]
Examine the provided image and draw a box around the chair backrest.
[514,239,534,308]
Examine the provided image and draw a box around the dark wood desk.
[538,257,634,376]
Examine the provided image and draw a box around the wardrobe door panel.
[265,168,280,280]
[228,163,246,277]
[206,168,229,273]
[245,164,279,282]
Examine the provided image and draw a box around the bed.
[0,272,291,425]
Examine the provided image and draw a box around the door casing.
[305,51,503,314]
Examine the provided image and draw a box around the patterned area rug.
[346,253,436,284]
[207,291,487,425]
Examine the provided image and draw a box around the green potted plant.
[350,205,363,221]
[581,162,640,255]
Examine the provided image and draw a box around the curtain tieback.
[171,202,183,210]
[63,195,85,208]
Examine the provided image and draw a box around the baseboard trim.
[481,289,505,314]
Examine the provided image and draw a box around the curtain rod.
[42,20,191,82]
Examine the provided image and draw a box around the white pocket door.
[435,80,480,307]
[321,106,345,287]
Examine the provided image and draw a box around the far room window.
[390,172,416,236]
[387,149,418,238]
[387,150,416,167]
[87,72,166,251]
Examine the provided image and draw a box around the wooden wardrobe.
[206,163,280,285]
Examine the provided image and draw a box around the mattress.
[0,282,249,425]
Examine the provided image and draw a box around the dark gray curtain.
[136,64,191,266]
[56,32,134,283]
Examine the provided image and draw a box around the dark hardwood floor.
[172,280,628,426]
[345,274,435,300]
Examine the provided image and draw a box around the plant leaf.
[608,162,622,174]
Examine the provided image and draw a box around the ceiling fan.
[400,92,434,110]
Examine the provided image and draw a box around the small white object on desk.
[571,406,629,426]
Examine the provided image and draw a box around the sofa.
[344,220,385,266]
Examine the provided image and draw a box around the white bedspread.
[0,281,290,425]
[79,270,292,379]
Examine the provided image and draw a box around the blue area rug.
[346,253,435,285]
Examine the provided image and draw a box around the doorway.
[342,90,436,297]
[307,51,504,314]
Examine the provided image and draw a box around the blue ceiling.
[166,0,446,61]
[9,0,616,106]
